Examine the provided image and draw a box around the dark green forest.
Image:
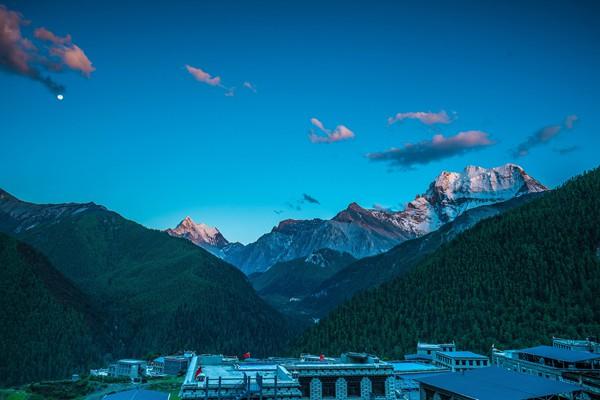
[292,167,600,357]
[0,233,106,386]
[0,192,293,386]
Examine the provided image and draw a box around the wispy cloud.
[185,64,222,86]
[367,130,494,169]
[285,193,321,211]
[34,27,71,45]
[49,42,94,77]
[308,118,355,144]
[513,115,578,158]
[0,5,93,95]
[243,81,257,93]
[388,110,453,126]
[303,193,320,204]
[555,145,579,155]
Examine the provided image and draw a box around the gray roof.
[415,367,581,400]
[519,345,600,362]
[103,389,169,400]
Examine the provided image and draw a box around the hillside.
[0,233,107,386]
[250,249,355,321]
[292,167,600,357]
[298,193,544,318]
[0,189,292,364]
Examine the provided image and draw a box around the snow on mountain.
[166,216,230,256]
[221,164,547,274]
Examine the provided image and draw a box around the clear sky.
[1,0,599,243]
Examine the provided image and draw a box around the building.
[164,356,190,375]
[108,359,147,379]
[492,345,600,397]
[102,389,169,400]
[180,354,301,400]
[553,337,600,353]
[404,342,456,363]
[282,352,395,400]
[433,351,489,372]
[415,366,583,400]
[390,361,449,400]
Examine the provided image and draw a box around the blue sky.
[1,0,599,243]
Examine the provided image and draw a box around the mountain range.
[169,164,547,274]
[292,166,600,358]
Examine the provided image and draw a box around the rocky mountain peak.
[166,216,229,249]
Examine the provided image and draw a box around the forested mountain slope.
[299,193,544,318]
[0,189,292,364]
[292,167,600,357]
[0,233,107,386]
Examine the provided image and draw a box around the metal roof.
[103,389,169,400]
[519,345,600,362]
[415,367,581,400]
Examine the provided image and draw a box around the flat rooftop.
[391,361,445,372]
[183,357,296,387]
[416,367,581,400]
[519,345,600,362]
[437,351,488,359]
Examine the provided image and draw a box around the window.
[299,377,311,398]
[321,377,336,398]
[347,376,361,397]
[371,376,386,396]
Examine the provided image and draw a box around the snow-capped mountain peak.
[166,216,229,249]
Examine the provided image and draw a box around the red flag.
[194,367,203,379]
[242,352,251,359]
[319,354,325,361]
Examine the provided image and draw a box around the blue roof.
[519,345,600,362]
[415,367,581,400]
[404,353,433,361]
[391,362,443,372]
[437,351,488,359]
[103,389,169,400]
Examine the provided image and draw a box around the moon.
[57,94,64,101]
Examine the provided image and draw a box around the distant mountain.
[249,249,355,322]
[222,164,546,274]
[0,189,292,365]
[166,216,232,256]
[0,232,108,386]
[297,192,545,319]
[292,167,600,358]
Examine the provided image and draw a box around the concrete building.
[492,345,600,397]
[180,355,301,400]
[405,343,456,364]
[553,337,600,353]
[108,359,147,380]
[283,352,395,400]
[164,356,190,375]
[390,361,449,400]
[415,366,583,400]
[432,351,489,372]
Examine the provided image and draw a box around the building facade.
[108,359,147,380]
[492,344,600,397]
[283,353,395,400]
[432,351,489,372]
